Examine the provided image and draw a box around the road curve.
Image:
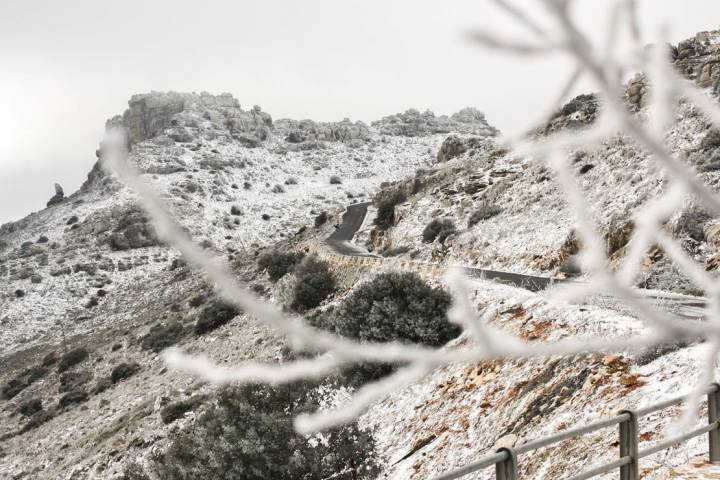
[323,202,707,318]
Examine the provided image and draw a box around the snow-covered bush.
[150,383,378,480]
[468,203,502,227]
[332,271,459,346]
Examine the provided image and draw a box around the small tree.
[257,251,305,282]
[290,255,335,312]
[195,301,240,334]
[422,218,456,243]
[373,188,406,230]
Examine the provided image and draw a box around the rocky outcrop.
[46,183,65,207]
[274,117,371,147]
[372,107,499,137]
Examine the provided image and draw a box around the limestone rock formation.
[46,183,65,207]
[372,107,499,137]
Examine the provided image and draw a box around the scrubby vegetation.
[314,211,328,228]
[160,395,206,424]
[18,398,43,417]
[194,301,240,334]
[257,251,305,282]
[373,188,406,230]
[111,362,141,383]
[468,203,502,227]
[329,175,342,184]
[422,218,456,243]
[59,370,92,393]
[58,389,88,408]
[150,383,377,480]
[2,365,50,400]
[140,322,185,352]
[290,255,335,312]
[57,347,90,373]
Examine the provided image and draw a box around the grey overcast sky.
[0,1,717,224]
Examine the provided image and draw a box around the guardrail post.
[709,383,720,463]
[495,447,517,480]
[618,410,639,480]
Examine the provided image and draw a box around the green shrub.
[140,322,185,352]
[21,409,54,432]
[57,347,90,373]
[195,301,240,334]
[93,377,113,394]
[59,370,92,393]
[257,251,305,282]
[314,211,328,228]
[674,207,712,242]
[468,203,502,227]
[160,395,206,424]
[58,389,88,408]
[290,255,335,312]
[188,294,207,308]
[41,352,58,367]
[331,272,459,346]
[422,218,456,243]
[2,379,27,400]
[373,188,406,230]
[18,398,43,417]
[111,362,141,383]
[701,129,720,150]
[1,365,49,400]
[150,383,378,480]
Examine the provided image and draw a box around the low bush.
[290,256,335,312]
[701,129,720,150]
[422,218,456,243]
[195,301,240,334]
[314,211,328,228]
[160,395,206,424]
[468,203,502,227]
[284,177,298,185]
[18,398,43,417]
[271,184,285,193]
[257,251,305,282]
[331,272,459,346]
[111,362,141,383]
[373,188,406,230]
[2,379,27,400]
[57,347,90,373]
[93,377,113,394]
[140,322,185,352]
[59,370,92,393]
[674,206,712,242]
[41,352,58,367]
[21,409,54,432]
[58,388,88,408]
[329,175,342,184]
[150,383,377,480]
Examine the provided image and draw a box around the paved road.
[323,202,707,317]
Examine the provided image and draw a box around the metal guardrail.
[432,383,720,480]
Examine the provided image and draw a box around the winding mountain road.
[323,202,707,319]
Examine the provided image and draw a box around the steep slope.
[358,30,720,297]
